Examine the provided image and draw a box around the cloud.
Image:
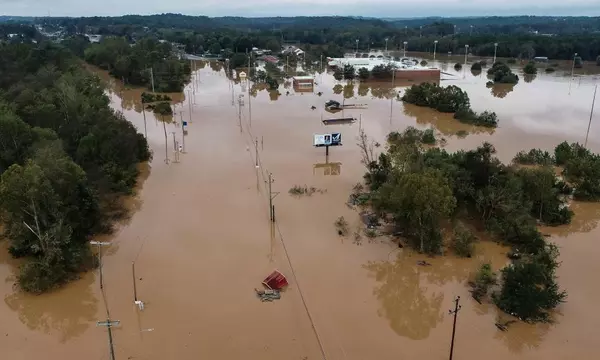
[0,0,599,17]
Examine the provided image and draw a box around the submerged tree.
[494,245,566,322]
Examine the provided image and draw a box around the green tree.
[333,68,344,81]
[208,42,221,54]
[0,107,34,173]
[343,64,356,80]
[471,263,496,301]
[266,76,279,90]
[358,67,370,80]
[523,61,537,75]
[229,53,248,69]
[452,221,476,257]
[487,62,519,84]
[494,245,566,322]
[375,169,456,254]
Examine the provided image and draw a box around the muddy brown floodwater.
[1,60,599,360]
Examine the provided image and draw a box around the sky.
[1,0,600,17]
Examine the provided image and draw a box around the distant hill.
[0,16,35,23]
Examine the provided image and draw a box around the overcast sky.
[2,0,600,17]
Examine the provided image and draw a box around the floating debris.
[255,289,281,302]
[495,320,517,332]
[417,260,432,266]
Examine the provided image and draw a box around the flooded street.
[2,59,599,359]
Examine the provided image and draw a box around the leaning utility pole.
[584,85,598,149]
[448,296,462,360]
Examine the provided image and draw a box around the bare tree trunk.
[357,128,375,167]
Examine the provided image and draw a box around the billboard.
[313,133,342,147]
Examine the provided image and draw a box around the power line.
[235,104,329,360]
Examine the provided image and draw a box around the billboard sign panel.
[313,133,342,147]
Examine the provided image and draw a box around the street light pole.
[571,52,578,79]
[464,45,469,65]
[403,41,407,58]
[356,39,359,54]
[385,37,389,54]
[493,43,498,64]
[433,40,438,60]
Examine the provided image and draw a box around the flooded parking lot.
[1,59,599,360]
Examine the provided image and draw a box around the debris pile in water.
[255,289,281,302]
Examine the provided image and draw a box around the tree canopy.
[0,41,151,292]
[83,37,191,92]
[362,127,572,321]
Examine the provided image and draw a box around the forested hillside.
[0,42,151,293]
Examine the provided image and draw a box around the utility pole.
[90,241,111,289]
[255,137,259,168]
[584,85,598,149]
[180,110,186,152]
[266,172,279,222]
[171,132,177,151]
[162,116,169,164]
[188,89,193,123]
[97,320,120,360]
[142,107,147,138]
[132,262,138,302]
[448,296,462,360]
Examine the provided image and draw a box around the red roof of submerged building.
[263,55,279,63]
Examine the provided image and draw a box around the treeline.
[402,83,498,127]
[35,14,600,61]
[82,37,191,92]
[513,142,600,201]
[360,127,569,321]
[0,42,151,293]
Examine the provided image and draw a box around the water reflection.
[524,74,537,83]
[490,84,516,99]
[543,201,600,235]
[313,160,342,176]
[343,82,355,99]
[269,90,281,101]
[4,273,98,343]
[364,254,444,340]
[358,82,369,97]
[403,103,495,136]
[209,61,224,73]
[493,321,550,353]
[250,83,268,97]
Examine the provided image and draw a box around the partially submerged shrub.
[452,222,476,257]
[335,216,349,236]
